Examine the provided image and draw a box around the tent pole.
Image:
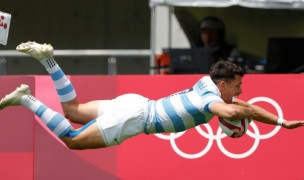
[168,6,174,48]
[149,4,156,75]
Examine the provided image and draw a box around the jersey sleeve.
[200,91,224,113]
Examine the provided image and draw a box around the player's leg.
[62,121,106,149]
[16,41,98,124]
[0,84,107,149]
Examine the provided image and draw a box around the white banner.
[0,11,11,45]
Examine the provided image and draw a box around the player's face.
[221,75,243,103]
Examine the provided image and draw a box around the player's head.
[199,16,226,48]
[209,60,244,102]
[210,60,244,83]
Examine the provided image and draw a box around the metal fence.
[0,49,151,75]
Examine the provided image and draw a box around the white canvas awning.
[149,0,304,9]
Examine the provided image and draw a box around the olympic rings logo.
[154,97,283,159]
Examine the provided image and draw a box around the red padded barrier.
[0,76,35,180]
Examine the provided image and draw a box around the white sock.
[20,95,72,138]
[40,58,77,102]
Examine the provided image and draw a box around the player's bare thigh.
[61,122,107,149]
[61,99,101,124]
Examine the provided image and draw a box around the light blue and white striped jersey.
[145,76,224,134]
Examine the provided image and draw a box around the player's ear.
[218,80,226,90]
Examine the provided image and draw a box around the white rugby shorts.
[96,94,149,146]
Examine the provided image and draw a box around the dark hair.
[209,60,244,84]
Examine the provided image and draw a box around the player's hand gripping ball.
[218,117,251,138]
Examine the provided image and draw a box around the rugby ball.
[218,117,251,138]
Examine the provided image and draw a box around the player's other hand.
[283,120,304,129]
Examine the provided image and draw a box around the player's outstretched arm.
[233,98,304,129]
[209,101,254,120]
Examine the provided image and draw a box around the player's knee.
[62,107,75,119]
[62,103,79,123]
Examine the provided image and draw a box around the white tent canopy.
[149,0,304,9]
